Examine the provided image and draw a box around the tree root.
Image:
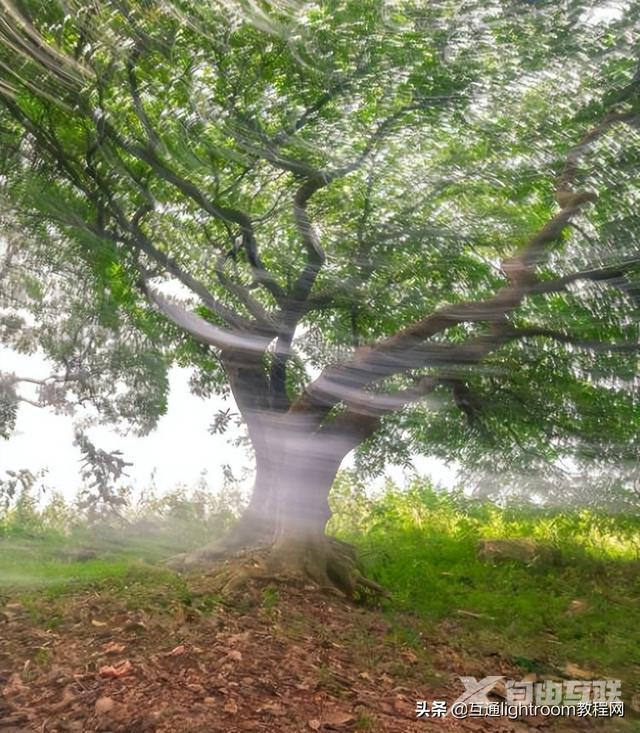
[168,534,388,602]
[166,518,274,571]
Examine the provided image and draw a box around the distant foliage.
[0,461,248,557]
[0,468,76,540]
[330,471,640,561]
[0,469,42,517]
[2,467,638,550]
[466,461,640,513]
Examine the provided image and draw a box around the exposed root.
[166,540,265,572]
[166,518,274,571]
[172,535,389,603]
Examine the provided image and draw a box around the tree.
[1,0,640,594]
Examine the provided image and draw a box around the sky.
[0,347,457,503]
[1,348,251,499]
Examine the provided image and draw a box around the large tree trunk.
[265,428,345,577]
[231,414,345,551]
[169,412,379,596]
[168,349,383,596]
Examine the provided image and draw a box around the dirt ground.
[0,577,631,732]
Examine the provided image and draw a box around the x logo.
[452,676,505,705]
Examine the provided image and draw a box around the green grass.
[330,478,640,690]
[1,540,137,589]
[0,553,224,634]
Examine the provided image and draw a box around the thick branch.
[143,286,272,353]
[264,101,432,406]
[103,108,286,302]
[530,256,640,297]
[291,100,640,422]
[214,252,278,329]
[101,117,251,227]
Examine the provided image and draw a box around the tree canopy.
[1,0,640,498]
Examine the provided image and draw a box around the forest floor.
[0,560,636,733]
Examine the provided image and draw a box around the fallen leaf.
[0,713,28,726]
[492,680,508,700]
[167,644,186,656]
[238,722,263,731]
[2,672,27,696]
[99,660,133,679]
[224,699,239,714]
[566,599,590,615]
[400,649,418,664]
[260,702,286,716]
[95,697,115,716]
[456,609,496,620]
[91,619,108,627]
[226,650,242,662]
[102,641,125,655]
[94,696,127,722]
[43,686,80,714]
[308,720,321,731]
[227,631,251,644]
[392,695,414,718]
[2,603,25,622]
[123,621,147,633]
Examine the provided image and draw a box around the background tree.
[1,0,640,594]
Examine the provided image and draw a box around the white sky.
[0,347,456,502]
[1,348,249,498]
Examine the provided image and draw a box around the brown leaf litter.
[0,580,627,733]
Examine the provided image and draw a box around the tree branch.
[291,100,640,423]
[141,284,272,353]
[101,103,286,302]
[214,250,279,329]
[530,255,640,297]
